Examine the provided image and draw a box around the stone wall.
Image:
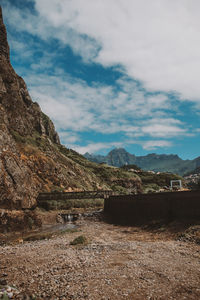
[104,190,200,224]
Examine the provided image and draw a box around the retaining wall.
[104,190,200,225]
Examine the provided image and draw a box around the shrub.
[70,235,87,245]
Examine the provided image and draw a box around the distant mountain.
[190,167,200,175]
[84,148,200,175]
[85,148,136,166]
[185,157,200,176]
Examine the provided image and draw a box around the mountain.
[187,167,200,175]
[84,148,200,175]
[0,7,142,210]
[184,157,200,176]
[85,149,137,166]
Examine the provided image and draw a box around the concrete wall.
[104,190,200,225]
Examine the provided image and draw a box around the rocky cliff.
[0,7,141,210]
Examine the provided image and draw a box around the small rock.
[0,278,7,285]
[6,286,11,292]
[7,291,13,298]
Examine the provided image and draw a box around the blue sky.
[1,0,200,159]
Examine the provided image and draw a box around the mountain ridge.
[84,148,200,175]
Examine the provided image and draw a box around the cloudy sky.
[1,0,200,159]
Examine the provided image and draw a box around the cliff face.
[0,7,60,143]
[0,7,9,62]
[0,7,141,210]
[0,8,35,208]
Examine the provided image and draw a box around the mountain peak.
[0,6,10,62]
[109,148,129,154]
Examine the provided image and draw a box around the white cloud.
[4,0,200,100]
[67,138,173,154]
[141,118,187,138]
[142,124,186,138]
[21,68,190,148]
[31,0,200,101]
[142,140,173,150]
[27,71,186,140]
[58,132,80,144]
[71,141,123,154]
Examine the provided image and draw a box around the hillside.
[0,7,142,210]
[84,148,200,175]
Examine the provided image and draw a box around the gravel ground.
[0,219,200,299]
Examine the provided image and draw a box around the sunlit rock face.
[0,6,66,209]
[0,6,40,208]
[0,7,9,62]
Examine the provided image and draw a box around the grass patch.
[23,232,54,241]
[39,198,104,211]
[1,294,9,300]
[70,235,87,246]
[23,227,80,241]
[140,171,183,187]
[143,183,160,193]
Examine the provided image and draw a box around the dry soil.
[0,218,200,299]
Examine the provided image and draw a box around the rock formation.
[0,6,42,208]
[0,6,141,211]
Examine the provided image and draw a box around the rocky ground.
[0,217,200,300]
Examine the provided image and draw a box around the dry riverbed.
[0,217,200,300]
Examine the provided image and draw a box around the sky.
[1,0,200,159]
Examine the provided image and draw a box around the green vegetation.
[10,129,51,152]
[140,171,182,186]
[51,186,66,193]
[27,216,34,229]
[41,112,50,129]
[23,227,80,241]
[143,183,160,193]
[121,164,141,171]
[23,232,54,241]
[1,293,9,300]
[70,235,87,246]
[39,199,104,211]
[56,144,141,193]
[10,129,26,144]
[139,171,183,192]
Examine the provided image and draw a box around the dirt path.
[0,220,200,299]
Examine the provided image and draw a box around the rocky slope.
[84,148,200,175]
[0,7,141,211]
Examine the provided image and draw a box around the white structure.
[170,180,182,190]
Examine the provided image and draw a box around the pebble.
[0,278,7,285]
